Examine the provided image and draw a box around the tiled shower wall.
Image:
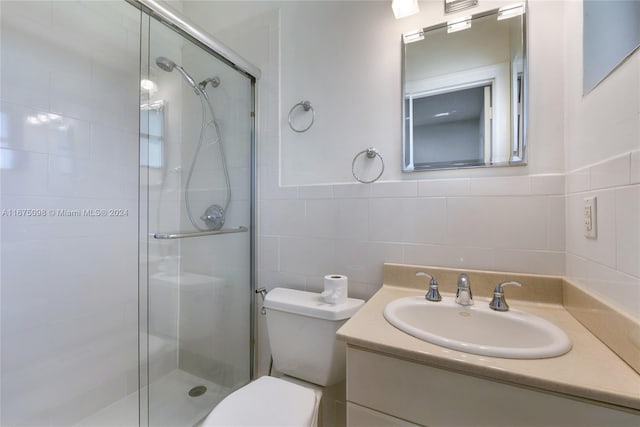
[0,1,140,425]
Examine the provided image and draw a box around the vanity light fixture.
[444,0,478,14]
[403,29,425,43]
[447,16,472,33]
[392,0,420,19]
[497,3,525,20]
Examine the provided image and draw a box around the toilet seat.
[202,376,320,427]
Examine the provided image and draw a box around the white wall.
[563,0,640,316]
[0,1,140,425]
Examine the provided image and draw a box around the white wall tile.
[259,199,305,236]
[279,236,337,276]
[402,243,453,271]
[1,2,142,425]
[305,198,369,240]
[418,179,470,197]
[259,236,279,271]
[566,168,590,194]
[333,241,403,284]
[332,183,371,199]
[547,196,566,251]
[369,197,446,244]
[486,196,550,250]
[0,15,52,111]
[257,269,307,292]
[402,244,495,273]
[341,280,381,301]
[298,184,333,199]
[589,154,631,190]
[371,181,418,198]
[491,249,565,276]
[259,165,298,200]
[469,176,531,196]
[531,174,565,195]
[0,102,49,154]
[615,186,640,278]
[1,148,49,196]
[444,197,490,247]
[49,115,91,159]
[567,254,640,317]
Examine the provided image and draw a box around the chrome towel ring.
[352,147,384,184]
[288,100,315,133]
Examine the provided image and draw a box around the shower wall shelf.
[153,226,249,240]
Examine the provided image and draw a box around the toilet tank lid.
[264,288,364,320]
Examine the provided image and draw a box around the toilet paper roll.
[322,274,348,304]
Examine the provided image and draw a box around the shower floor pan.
[74,369,230,427]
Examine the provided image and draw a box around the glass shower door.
[140,13,254,427]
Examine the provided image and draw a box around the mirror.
[402,5,527,171]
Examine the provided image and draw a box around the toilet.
[202,287,364,427]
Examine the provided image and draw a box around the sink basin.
[383,297,572,359]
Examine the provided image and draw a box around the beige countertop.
[337,284,640,412]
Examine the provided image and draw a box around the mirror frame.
[401,6,529,172]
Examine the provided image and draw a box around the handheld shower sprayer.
[153,56,230,232]
[155,56,200,94]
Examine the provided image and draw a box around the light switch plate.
[584,196,597,239]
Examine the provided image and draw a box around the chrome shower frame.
[127,0,260,392]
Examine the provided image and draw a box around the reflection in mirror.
[402,5,526,171]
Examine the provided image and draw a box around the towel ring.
[352,147,384,184]
[288,100,315,133]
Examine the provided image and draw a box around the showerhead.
[155,56,175,72]
[155,56,199,93]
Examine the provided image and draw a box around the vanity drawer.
[347,402,419,427]
[346,346,640,426]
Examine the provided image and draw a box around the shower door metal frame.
[127,0,261,80]
[127,0,259,393]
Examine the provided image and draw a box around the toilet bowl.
[201,376,320,427]
[202,287,364,427]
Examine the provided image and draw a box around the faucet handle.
[489,281,522,311]
[416,272,441,302]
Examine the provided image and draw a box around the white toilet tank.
[263,288,364,386]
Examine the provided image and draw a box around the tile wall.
[0,1,141,425]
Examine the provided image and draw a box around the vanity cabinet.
[346,346,640,427]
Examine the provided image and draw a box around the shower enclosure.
[0,1,257,425]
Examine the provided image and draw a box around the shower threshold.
[74,370,230,427]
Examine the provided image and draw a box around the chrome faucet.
[416,272,441,302]
[489,281,522,311]
[455,273,473,306]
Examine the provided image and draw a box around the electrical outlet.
[584,196,597,239]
